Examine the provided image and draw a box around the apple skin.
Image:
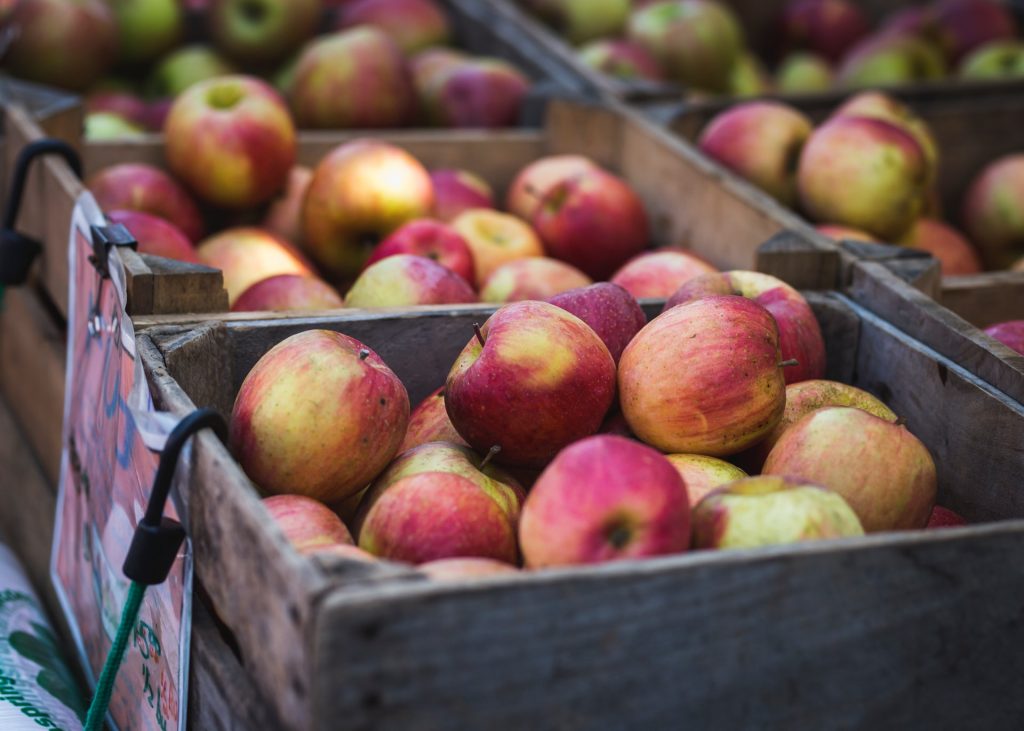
[480,257,592,304]
[619,295,786,456]
[430,169,495,223]
[451,209,545,285]
[691,476,864,550]
[763,406,937,532]
[609,248,717,299]
[697,101,813,208]
[196,227,313,305]
[422,59,530,129]
[146,44,238,98]
[445,300,617,468]
[576,39,664,81]
[664,454,746,508]
[262,494,354,554]
[815,224,877,243]
[962,154,1024,270]
[230,330,410,503]
[959,40,1024,79]
[164,75,296,209]
[208,0,320,67]
[665,270,826,385]
[398,386,468,453]
[231,274,344,312]
[898,218,983,276]
[334,0,451,54]
[927,505,968,529]
[837,33,946,89]
[797,115,929,241]
[548,282,647,364]
[984,321,1024,356]
[105,210,199,264]
[519,434,690,568]
[366,219,476,288]
[289,27,416,129]
[344,254,477,308]
[262,165,313,246]
[778,0,869,64]
[932,0,1017,64]
[418,557,519,579]
[111,0,183,65]
[775,52,833,93]
[302,140,435,280]
[506,155,597,222]
[87,163,205,243]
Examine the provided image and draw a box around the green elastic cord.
[83,580,146,731]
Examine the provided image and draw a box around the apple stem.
[473,323,486,347]
[895,416,907,427]
[778,358,799,368]
[479,445,501,470]
[358,349,370,361]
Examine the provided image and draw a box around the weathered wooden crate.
[135,274,1024,731]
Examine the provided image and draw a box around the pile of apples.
[230,266,965,577]
[519,0,1024,96]
[1,0,531,134]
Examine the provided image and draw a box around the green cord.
[83,580,146,731]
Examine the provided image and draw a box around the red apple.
[87,163,206,243]
[927,506,968,529]
[410,47,469,118]
[421,58,530,129]
[262,166,313,246]
[576,39,664,81]
[506,155,597,222]
[778,0,870,63]
[208,0,320,67]
[984,321,1024,355]
[105,210,199,264]
[366,219,476,288]
[418,557,519,579]
[231,274,344,312]
[196,227,313,305]
[262,494,353,554]
[962,154,1024,270]
[451,209,545,284]
[430,168,495,223]
[548,282,647,363]
[609,248,717,299]
[664,454,746,508]
[398,386,468,453]
[899,218,983,276]
[334,0,450,54]
[480,257,592,304]
[932,0,1016,63]
[344,254,477,308]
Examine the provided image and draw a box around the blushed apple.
[451,209,545,284]
[262,166,313,245]
[609,248,717,299]
[778,0,869,63]
[344,254,477,308]
[418,557,519,579]
[231,274,344,312]
[334,0,451,54]
[421,58,530,129]
[430,169,495,223]
[899,218,983,276]
[208,0,320,67]
[548,282,647,363]
[984,321,1024,355]
[506,155,597,222]
[576,39,664,81]
[87,163,205,243]
[197,227,313,305]
[398,386,468,453]
[262,494,354,554]
[105,210,199,264]
[366,219,476,288]
[664,454,746,508]
[480,257,592,303]
[962,154,1024,269]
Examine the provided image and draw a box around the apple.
[344,254,477,308]
[797,115,929,240]
[111,0,183,65]
[230,329,410,503]
[665,270,826,385]
[430,168,495,223]
[410,47,469,110]
[599,408,635,438]
[87,163,205,243]
[421,59,530,129]
[932,0,1016,64]
[231,274,344,312]
[366,219,476,288]
[506,155,597,222]
[727,52,773,97]
[984,321,1024,355]
[208,0,320,67]
[85,113,146,140]
[105,210,199,264]
[317,543,378,562]
[778,0,869,63]
[899,218,983,276]
[142,97,174,131]
[775,52,833,93]
[164,75,296,209]
[619,295,786,455]
[398,386,468,453]
[145,44,238,98]
[609,248,717,299]
[445,300,617,468]
[4,0,117,91]
[262,166,313,246]
[664,454,746,508]
[691,476,864,550]
[548,282,647,363]
[927,506,968,529]
[697,101,813,207]
[763,406,937,532]
[262,494,353,554]
[959,40,1024,79]
[196,227,313,305]
[418,557,519,580]
[530,0,630,45]
[302,140,434,279]
[289,27,416,129]
[878,6,935,41]
[627,0,744,93]
[334,0,451,54]
[481,257,592,304]
[85,90,150,128]
[450,209,545,285]
[962,154,1024,269]
[576,39,664,81]
[519,434,690,568]
[837,33,946,89]
[815,224,877,243]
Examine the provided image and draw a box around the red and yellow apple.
[262,165,313,246]
[334,0,451,54]
[420,59,530,129]
[105,210,199,264]
[609,248,717,299]
[430,168,495,223]
[87,163,205,243]
[366,219,476,288]
[451,209,545,284]
[576,39,664,81]
[262,494,353,554]
[231,274,344,312]
[899,218,983,276]
[344,254,477,308]
[398,386,468,453]
[962,154,1024,269]
[778,0,869,63]
[548,282,647,363]
[506,154,597,222]
[480,257,592,303]
[664,454,747,508]
[196,227,313,305]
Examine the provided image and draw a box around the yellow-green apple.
[665,270,826,384]
[289,27,416,129]
[959,40,1024,79]
[691,476,863,549]
[105,210,199,264]
[627,0,744,93]
[776,52,833,93]
[932,0,1016,63]
[4,0,116,91]
[418,557,519,579]
[262,165,312,245]
[576,39,664,81]
[763,406,937,532]
[365,219,476,288]
[301,140,434,279]
[197,227,313,304]
[451,209,545,284]
[164,75,296,209]
[529,0,630,44]
[778,0,869,63]
[480,257,591,304]
[697,101,813,207]
[609,248,717,299]
[262,494,354,554]
[815,224,877,242]
[727,51,773,96]
[837,34,946,88]
[145,44,238,98]
[87,163,205,242]
[85,90,150,128]
[619,295,786,455]
[110,0,183,64]
[962,154,1024,269]
[519,434,690,568]
[445,301,617,468]
[899,218,983,276]
[548,282,647,363]
[797,115,929,240]
[927,506,968,529]
[230,330,409,502]
[334,0,450,54]
[506,154,597,221]
[208,0,320,67]
[231,274,343,312]
[984,321,1024,355]
[85,112,146,140]
[430,168,495,223]
[664,454,746,508]
[398,386,468,453]
[421,58,530,128]
[344,254,477,307]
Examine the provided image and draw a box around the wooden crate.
[135,282,1024,731]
